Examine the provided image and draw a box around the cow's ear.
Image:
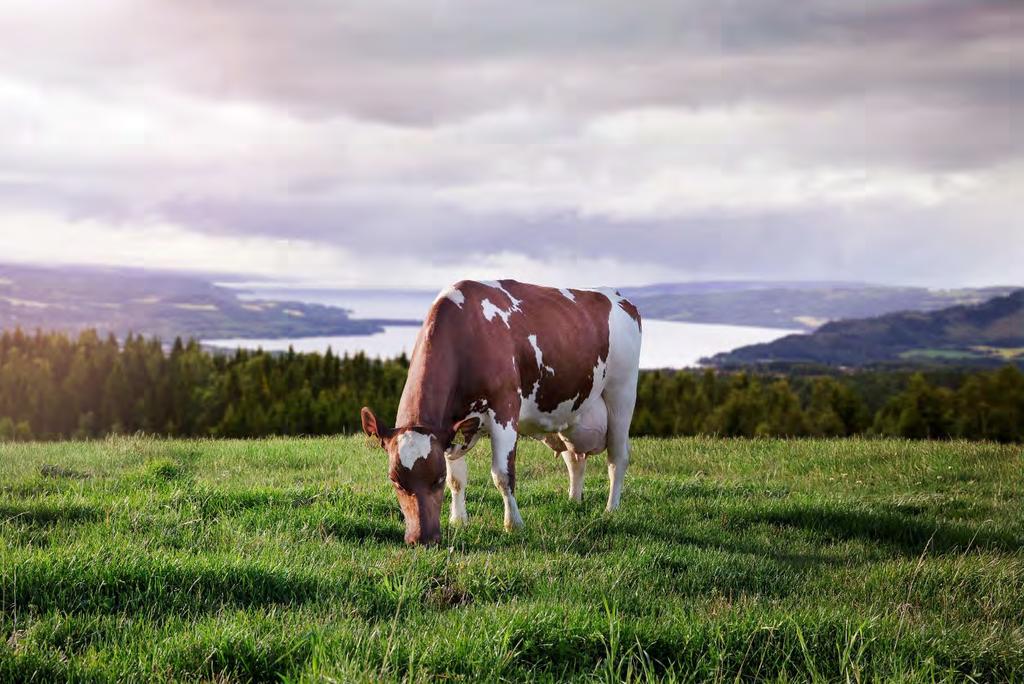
[449,416,481,452]
[361,407,392,446]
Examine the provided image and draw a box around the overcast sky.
[1,1,1021,289]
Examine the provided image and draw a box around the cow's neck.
[395,329,458,433]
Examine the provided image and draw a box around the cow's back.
[428,280,640,433]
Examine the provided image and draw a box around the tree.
[0,417,13,441]
[874,373,954,439]
[0,327,1019,443]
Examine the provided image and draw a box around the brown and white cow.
[360,279,642,545]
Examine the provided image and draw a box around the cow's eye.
[433,475,446,489]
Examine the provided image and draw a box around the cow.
[360,279,642,545]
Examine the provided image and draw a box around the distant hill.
[708,289,1024,368]
[3,264,1020,348]
[621,279,873,297]
[623,282,1019,331]
[0,264,418,341]
[231,280,1019,332]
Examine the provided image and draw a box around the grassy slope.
[0,263,407,340]
[710,290,1024,367]
[1,436,1022,682]
[628,286,1020,332]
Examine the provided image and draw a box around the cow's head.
[361,407,479,545]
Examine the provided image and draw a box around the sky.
[1,0,1022,289]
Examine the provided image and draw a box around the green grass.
[898,349,983,361]
[1,436,1022,682]
[899,346,1024,362]
[971,346,1024,361]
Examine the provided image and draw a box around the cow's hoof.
[503,516,524,531]
[449,515,469,527]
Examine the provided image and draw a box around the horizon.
[1,260,1021,294]
[1,2,1022,289]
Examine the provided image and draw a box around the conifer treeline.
[0,329,1021,442]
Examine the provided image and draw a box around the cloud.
[6,1,1021,124]
[0,0,1021,288]
[0,208,682,288]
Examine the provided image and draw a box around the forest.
[0,329,1021,443]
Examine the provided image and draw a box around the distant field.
[899,347,1024,362]
[1,436,1022,682]
[973,346,1024,361]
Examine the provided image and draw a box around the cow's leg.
[445,454,469,525]
[604,418,630,511]
[562,451,586,502]
[603,383,637,512]
[490,419,523,530]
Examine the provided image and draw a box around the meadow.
[1,435,1022,682]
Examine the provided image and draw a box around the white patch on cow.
[452,405,520,527]
[561,398,608,457]
[490,416,518,473]
[476,281,523,328]
[479,280,523,310]
[452,405,516,469]
[396,431,433,469]
[528,335,542,368]
[481,298,513,327]
[559,288,576,302]
[487,414,523,529]
[599,289,643,373]
[519,380,580,435]
[435,284,465,308]
[446,456,469,523]
[594,288,642,511]
[527,334,555,374]
[516,310,620,457]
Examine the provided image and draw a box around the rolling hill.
[708,289,1024,367]
[0,264,417,341]
[2,263,1019,348]
[622,282,1019,331]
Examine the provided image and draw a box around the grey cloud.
[164,1,1024,135]
[5,1,1023,123]
[4,2,1022,166]
[151,193,1023,287]
[1,0,1022,287]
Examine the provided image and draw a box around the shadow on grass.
[481,609,1024,682]
[39,464,90,480]
[318,515,406,545]
[2,557,401,621]
[0,652,73,684]
[169,485,360,517]
[0,502,101,527]
[164,629,317,683]
[733,503,1023,555]
[1,621,319,683]
[653,478,793,501]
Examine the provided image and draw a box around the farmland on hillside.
[1,436,1022,681]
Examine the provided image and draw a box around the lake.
[204,322,801,369]
[209,285,799,368]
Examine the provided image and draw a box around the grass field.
[1,436,1022,682]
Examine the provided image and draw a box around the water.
[210,285,799,368]
[204,320,798,369]
[228,286,437,321]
